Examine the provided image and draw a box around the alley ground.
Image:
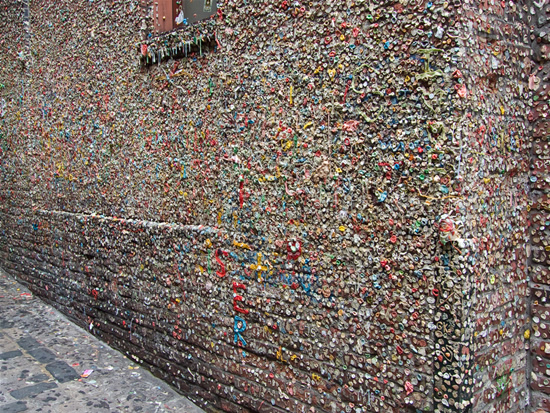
[0,269,204,413]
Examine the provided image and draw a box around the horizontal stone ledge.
[36,209,226,235]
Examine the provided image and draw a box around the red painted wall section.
[153,0,175,34]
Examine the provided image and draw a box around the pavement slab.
[0,269,205,413]
[2,401,28,413]
[0,350,22,360]
[28,348,57,364]
[45,361,80,383]
[10,382,58,400]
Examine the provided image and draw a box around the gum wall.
[0,0,546,412]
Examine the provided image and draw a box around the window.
[153,0,217,35]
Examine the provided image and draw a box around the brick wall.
[0,0,539,412]
[458,1,532,412]
[528,0,550,410]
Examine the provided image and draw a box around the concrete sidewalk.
[0,269,205,413]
